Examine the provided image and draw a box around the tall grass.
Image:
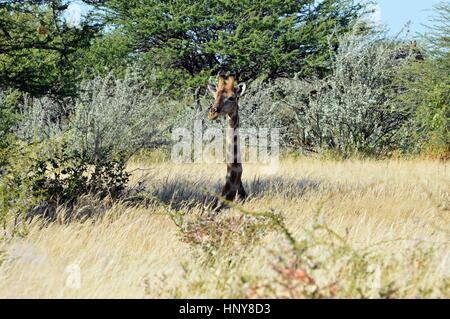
[0,159,448,298]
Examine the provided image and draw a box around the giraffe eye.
[228,96,235,102]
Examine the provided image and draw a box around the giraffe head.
[207,75,246,121]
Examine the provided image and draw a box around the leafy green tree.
[398,2,449,158]
[0,0,101,98]
[0,91,18,167]
[100,0,366,91]
[76,29,131,78]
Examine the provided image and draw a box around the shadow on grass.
[144,174,321,210]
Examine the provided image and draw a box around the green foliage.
[100,0,366,91]
[0,0,100,98]
[397,2,450,158]
[0,138,130,232]
[76,30,131,78]
[0,94,15,141]
[0,90,21,168]
[405,61,449,158]
[30,140,130,207]
[0,140,43,236]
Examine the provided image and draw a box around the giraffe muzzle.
[208,107,220,120]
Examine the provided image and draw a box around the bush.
[396,3,449,159]
[0,140,42,236]
[18,70,175,163]
[67,71,174,162]
[0,90,21,168]
[404,63,450,159]
[29,140,130,207]
[3,70,177,222]
[275,27,414,157]
[0,138,131,234]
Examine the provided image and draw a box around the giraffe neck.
[227,109,240,164]
[219,107,246,203]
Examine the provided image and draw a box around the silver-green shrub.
[270,27,413,156]
[18,71,176,162]
[67,71,174,161]
[289,28,412,156]
[16,95,65,140]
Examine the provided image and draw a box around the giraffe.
[207,74,247,209]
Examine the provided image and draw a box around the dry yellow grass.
[0,159,449,298]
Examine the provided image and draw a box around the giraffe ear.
[236,83,246,97]
[207,84,216,95]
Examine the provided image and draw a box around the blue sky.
[373,0,443,35]
[67,0,443,35]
